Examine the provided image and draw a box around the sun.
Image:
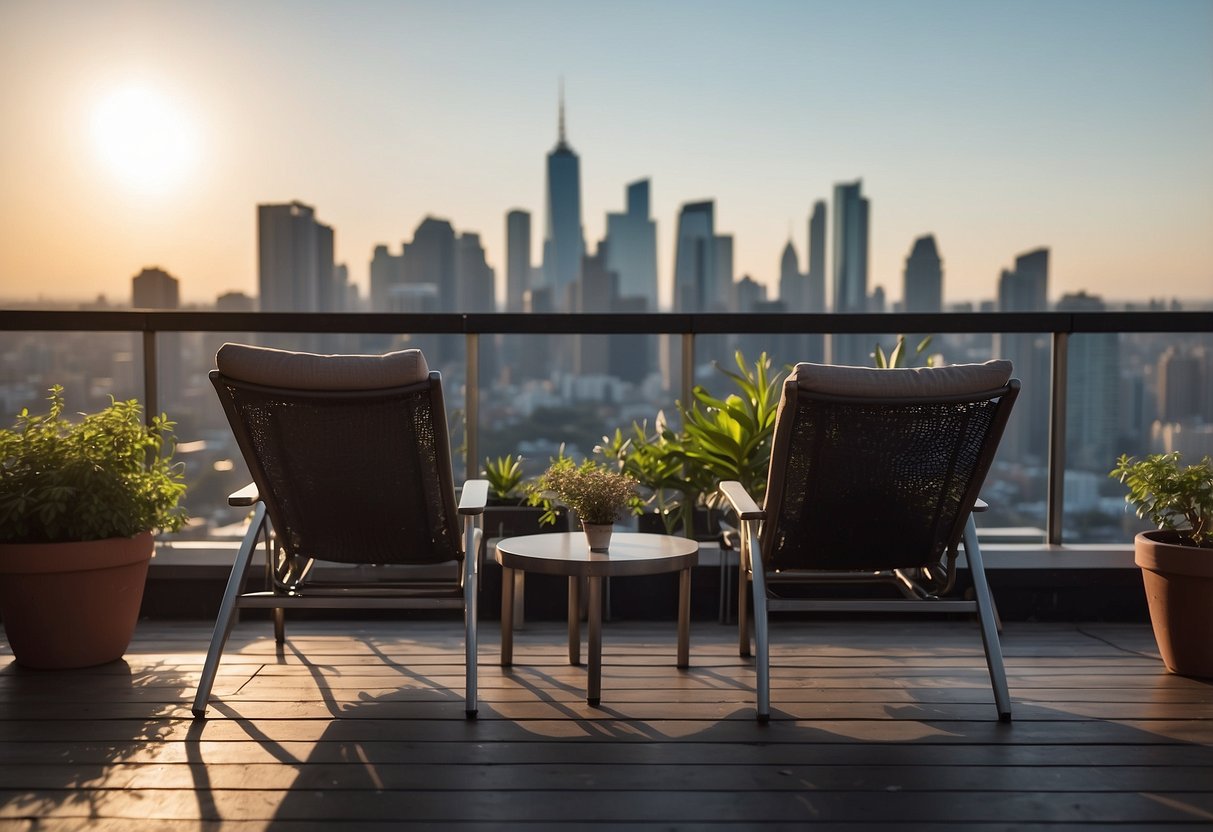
[91,86,199,195]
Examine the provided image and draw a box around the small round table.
[495,532,699,706]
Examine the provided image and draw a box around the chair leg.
[750,554,770,723]
[464,526,480,719]
[273,608,285,644]
[964,515,1012,722]
[193,504,266,718]
[738,546,751,657]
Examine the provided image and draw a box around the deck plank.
[2,619,1211,828]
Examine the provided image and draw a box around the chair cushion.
[216,343,430,391]
[791,359,1012,398]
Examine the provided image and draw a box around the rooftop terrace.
[3,619,1212,828]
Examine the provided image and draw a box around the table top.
[495,532,699,578]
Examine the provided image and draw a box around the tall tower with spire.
[541,83,585,307]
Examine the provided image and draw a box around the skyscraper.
[258,201,332,313]
[802,200,827,363]
[832,181,869,314]
[542,91,584,306]
[998,248,1049,312]
[455,233,495,313]
[1158,347,1204,423]
[996,247,1052,464]
[805,201,826,314]
[903,234,943,313]
[672,201,716,312]
[131,266,179,309]
[713,234,734,312]
[1057,291,1119,470]
[404,217,457,311]
[506,210,531,313]
[831,181,870,365]
[778,240,802,311]
[369,244,403,311]
[604,179,658,311]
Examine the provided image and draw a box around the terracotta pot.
[0,532,154,669]
[582,522,613,553]
[1134,530,1213,678]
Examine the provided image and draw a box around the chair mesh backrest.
[762,365,1017,574]
[211,370,462,566]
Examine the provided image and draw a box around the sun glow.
[90,86,199,195]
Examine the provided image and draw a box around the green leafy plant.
[596,416,691,534]
[1110,452,1213,548]
[874,334,935,368]
[0,387,189,544]
[529,457,642,526]
[676,350,783,511]
[482,453,525,501]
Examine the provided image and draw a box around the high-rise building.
[778,240,802,312]
[258,201,334,313]
[999,248,1049,312]
[1057,291,1119,470]
[455,232,495,313]
[541,91,584,305]
[131,267,179,309]
[806,201,826,313]
[404,217,457,311]
[713,234,734,312]
[370,244,404,312]
[995,247,1052,464]
[903,234,943,313]
[672,201,716,312]
[832,181,869,314]
[831,181,871,365]
[734,274,767,312]
[506,210,531,313]
[1158,347,1204,423]
[604,179,658,311]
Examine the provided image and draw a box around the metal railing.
[3,308,1210,546]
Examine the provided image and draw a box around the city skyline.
[2,1,1211,307]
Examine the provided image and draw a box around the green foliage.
[0,387,189,543]
[482,453,525,501]
[1110,452,1213,547]
[676,351,783,510]
[874,334,936,368]
[529,457,642,526]
[596,351,785,535]
[596,416,692,534]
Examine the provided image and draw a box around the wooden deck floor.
[1,618,1212,830]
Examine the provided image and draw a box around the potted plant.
[530,458,641,551]
[0,387,188,668]
[1111,451,1213,677]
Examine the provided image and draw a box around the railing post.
[141,329,158,426]
[681,332,695,410]
[466,332,479,483]
[1046,330,1069,545]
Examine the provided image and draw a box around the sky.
[1,0,1211,309]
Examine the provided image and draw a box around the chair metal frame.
[720,376,1019,724]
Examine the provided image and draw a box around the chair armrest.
[458,480,489,515]
[228,482,260,506]
[719,481,764,521]
[973,497,989,513]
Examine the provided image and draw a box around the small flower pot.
[0,532,153,669]
[582,523,613,552]
[1134,530,1213,678]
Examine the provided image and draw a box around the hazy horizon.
[2,0,1211,309]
